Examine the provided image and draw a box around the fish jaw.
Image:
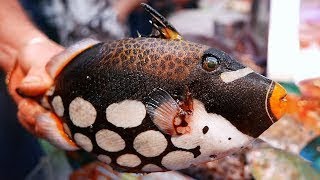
[170,99,254,168]
[266,82,288,123]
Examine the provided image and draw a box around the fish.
[22,3,287,172]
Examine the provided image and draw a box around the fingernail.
[16,88,33,98]
[22,76,42,84]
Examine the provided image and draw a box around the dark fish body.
[28,3,288,173]
[45,37,287,172]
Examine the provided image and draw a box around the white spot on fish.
[116,154,141,167]
[106,100,146,128]
[161,151,194,170]
[52,96,64,117]
[220,67,254,83]
[141,164,163,172]
[69,97,96,127]
[171,100,253,165]
[74,133,93,152]
[96,129,125,152]
[97,154,112,164]
[133,130,167,157]
[63,123,72,138]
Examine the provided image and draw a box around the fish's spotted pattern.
[51,96,64,117]
[97,154,112,164]
[74,133,93,152]
[161,151,194,170]
[106,100,146,128]
[104,38,206,81]
[48,32,282,172]
[96,129,125,152]
[69,97,96,127]
[141,164,163,172]
[133,130,167,157]
[116,154,141,167]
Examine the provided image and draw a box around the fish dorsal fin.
[141,3,182,40]
[145,88,193,136]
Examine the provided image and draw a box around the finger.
[15,39,64,97]
[17,110,36,136]
[16,39,99,97]
[16,67,53,97]
[36,112,79,151]
[17,38,64,73]
[17,98,78,150]
[6,63,25,103]
[17,98,46,135]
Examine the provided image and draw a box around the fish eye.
[202,55,219,71]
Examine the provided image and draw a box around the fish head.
[138,3,287,136]
[145,42,288,166]
[185,47,287,138]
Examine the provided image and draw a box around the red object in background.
[287,78,320,135]
[299,78,320,99]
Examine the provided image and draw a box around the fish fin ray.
[141,3,182,40]
[145,88,180,135]
[36,112,79,150]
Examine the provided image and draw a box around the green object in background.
[300,136,320,172]
[26,140,73,180]
[248,148,320,180]
[280,82,301,95]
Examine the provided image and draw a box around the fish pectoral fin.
[145,88,192,136]
[141,3,182,40]
[36,112,79,150]
[145,88,180,135]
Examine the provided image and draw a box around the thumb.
[16,67,53,97]
[15,39,63,97]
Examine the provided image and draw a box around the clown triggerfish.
[37,4,287,172]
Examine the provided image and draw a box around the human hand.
[5,38,79,150]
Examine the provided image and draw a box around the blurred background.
[1,0,320,179]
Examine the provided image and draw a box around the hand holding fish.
[4,37,79,150]
[0,0,76,149]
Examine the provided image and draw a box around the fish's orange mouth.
[267,82,288,122]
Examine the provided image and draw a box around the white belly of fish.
[165,99,253,170]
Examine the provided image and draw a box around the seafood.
[22,4,287,172]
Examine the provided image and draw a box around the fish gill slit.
[265,82,274,123]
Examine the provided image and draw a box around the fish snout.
[268,82,287,121]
